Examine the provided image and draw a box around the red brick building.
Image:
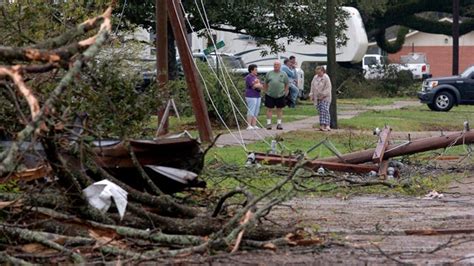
[369,19,474,78]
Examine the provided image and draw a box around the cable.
[195,0,293,151]
[191,0,248,147]
[168,0,248,152]
[189,0,287,149]
[114,0,128,35]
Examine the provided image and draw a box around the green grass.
[150,98,411,134]
[339,105,474,132]
[150,96,472,197]
[203,105,472,197]
[206,130,378,165]
[255,98,411,124]
[338,97,409,107]
[202,159,462,199]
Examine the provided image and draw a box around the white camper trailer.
[191,6,368,67]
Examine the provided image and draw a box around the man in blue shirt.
[281,58,299,108]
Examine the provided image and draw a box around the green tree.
[120,0,349,54]
[346,0,474,53]
[0,1,110,46]
[0,1,156,138]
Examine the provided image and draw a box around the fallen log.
[405,228,474,235]
[321,130,474,164]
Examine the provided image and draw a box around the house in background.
[368,18,474,77]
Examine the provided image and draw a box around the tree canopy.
[119,0,474,55]
[0,1,110,47]
[120,0,348,53]
[347,0,474,53]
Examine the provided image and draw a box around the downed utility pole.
[254,154,378,174]
[167,0,213,142]
[156,0,169,136]
[253,129,474,174]
[321,130,474,164]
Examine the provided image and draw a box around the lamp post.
[327,0,337,129]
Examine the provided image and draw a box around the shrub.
[70,58,157,138]
[302,62,418,99]
[338,65,418,98]
[167,61,246,127]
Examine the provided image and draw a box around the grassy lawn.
[152,97,413,134]
[257,101,316,124]
[206,127,471,165]
[339,105,474,132]
[208,130,389,165]
[204,128,470,197]
[151,96,473,197]
[203,99,472,197]
[338,97,408,107]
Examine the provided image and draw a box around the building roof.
[368,17,454,47]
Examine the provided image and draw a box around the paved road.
[215,100,422,147]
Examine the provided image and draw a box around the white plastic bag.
[83,180,128,219]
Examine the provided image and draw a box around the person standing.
[310,66,332,131]
[264,61,289,130]
[289,56,300,106]
[281,58,299,108]
[244,64,263,130]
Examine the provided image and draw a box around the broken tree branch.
[126,141,164,196]
[231,210,253,253]
[405,228,474,235]
[212,188,254,217]
[0,251,31,266]
[0,66,40,120]
[0,6,111,177]
[0,8,112,64]
[2,225,84,263]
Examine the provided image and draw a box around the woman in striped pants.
[309,66,332,131]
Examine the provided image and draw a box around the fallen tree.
[0,4,318,263]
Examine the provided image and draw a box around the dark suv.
[418,65,474,111]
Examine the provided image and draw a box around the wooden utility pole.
[156,0,169,136]
[167,0,213,142]
[452,0,460,75]
[322,131,474,164]
[327,0,337,129]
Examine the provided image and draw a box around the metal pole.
[453,0,460,75]
[156,0,169,136]
[327,0,337,129]
[167,0,213,142]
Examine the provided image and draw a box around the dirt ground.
[193,170,474,265]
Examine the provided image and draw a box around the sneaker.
[246,126,254,130]
[276,124,283,130]
[252,126,260,130]
[266,124,272,130]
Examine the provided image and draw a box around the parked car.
[179,52,245,70]
[418,65,474,111]
[137,53,223,90]
[362,54,431,80]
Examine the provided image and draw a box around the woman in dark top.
[245,64,263,130]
